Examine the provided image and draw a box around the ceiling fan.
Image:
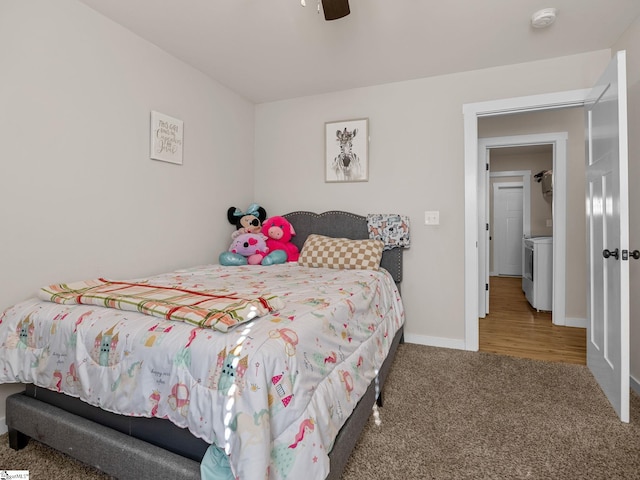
[301,0,350,21]
[321,0,350,20]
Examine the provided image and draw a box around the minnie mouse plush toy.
[227,204,267,239]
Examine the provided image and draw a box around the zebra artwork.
[332,127,363,181]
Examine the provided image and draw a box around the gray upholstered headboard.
[283,210,403,285]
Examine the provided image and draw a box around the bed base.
[6,327,403,480]
[6,394,201,479]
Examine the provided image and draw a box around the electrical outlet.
[424,211,440,225]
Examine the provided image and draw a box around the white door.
[493,182,523,276]
[585,50,629,422]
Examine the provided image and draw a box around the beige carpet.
[1,343,639,479]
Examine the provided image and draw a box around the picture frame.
[150,111,183,165]
[325,118,369,182]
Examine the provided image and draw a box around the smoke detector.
[531,8,557,28]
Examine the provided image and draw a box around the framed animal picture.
[325,118,369,182]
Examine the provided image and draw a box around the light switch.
[424,211,440,225]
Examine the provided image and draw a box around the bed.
[1,210,406,480]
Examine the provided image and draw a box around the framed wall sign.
[150,111,183,165]
[325,117,368,182]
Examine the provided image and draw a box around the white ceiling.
[78,0,640,104]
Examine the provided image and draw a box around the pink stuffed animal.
[228,232,269,265]
[261,216,299,262]
[219,231,287,266]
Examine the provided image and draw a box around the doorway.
[492,181,524,277]
[481,143,581,363]
[462,88,589,351]
[464,54,630,422]
[488,145,553,306]
[477,132,567,324]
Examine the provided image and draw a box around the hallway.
[479,276,586,365]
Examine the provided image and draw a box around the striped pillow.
[298,234,384,270]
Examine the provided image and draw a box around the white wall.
[255,50,611,348]
[0,0,255,421]
[613,15,640,389]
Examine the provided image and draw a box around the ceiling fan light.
[531,8,557,29]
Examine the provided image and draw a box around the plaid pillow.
[298,234,384,270]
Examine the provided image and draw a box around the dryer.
[522,237,553,311]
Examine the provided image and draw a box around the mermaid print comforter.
[0,263,404,480]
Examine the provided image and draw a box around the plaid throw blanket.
[39,278,284,332]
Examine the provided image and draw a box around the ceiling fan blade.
[322,0,350,21]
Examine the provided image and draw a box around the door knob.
[603,248,619,260]
[632,250,640,260]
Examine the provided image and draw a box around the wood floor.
[479,276,586,365]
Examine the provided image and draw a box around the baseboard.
[0,417,7,435]
[404,333,466,350]
[631,375,640,396]
[564,317,587,328]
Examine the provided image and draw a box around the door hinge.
[485,283,489,291]
[486,223,489,231]
[486,163,489,171]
